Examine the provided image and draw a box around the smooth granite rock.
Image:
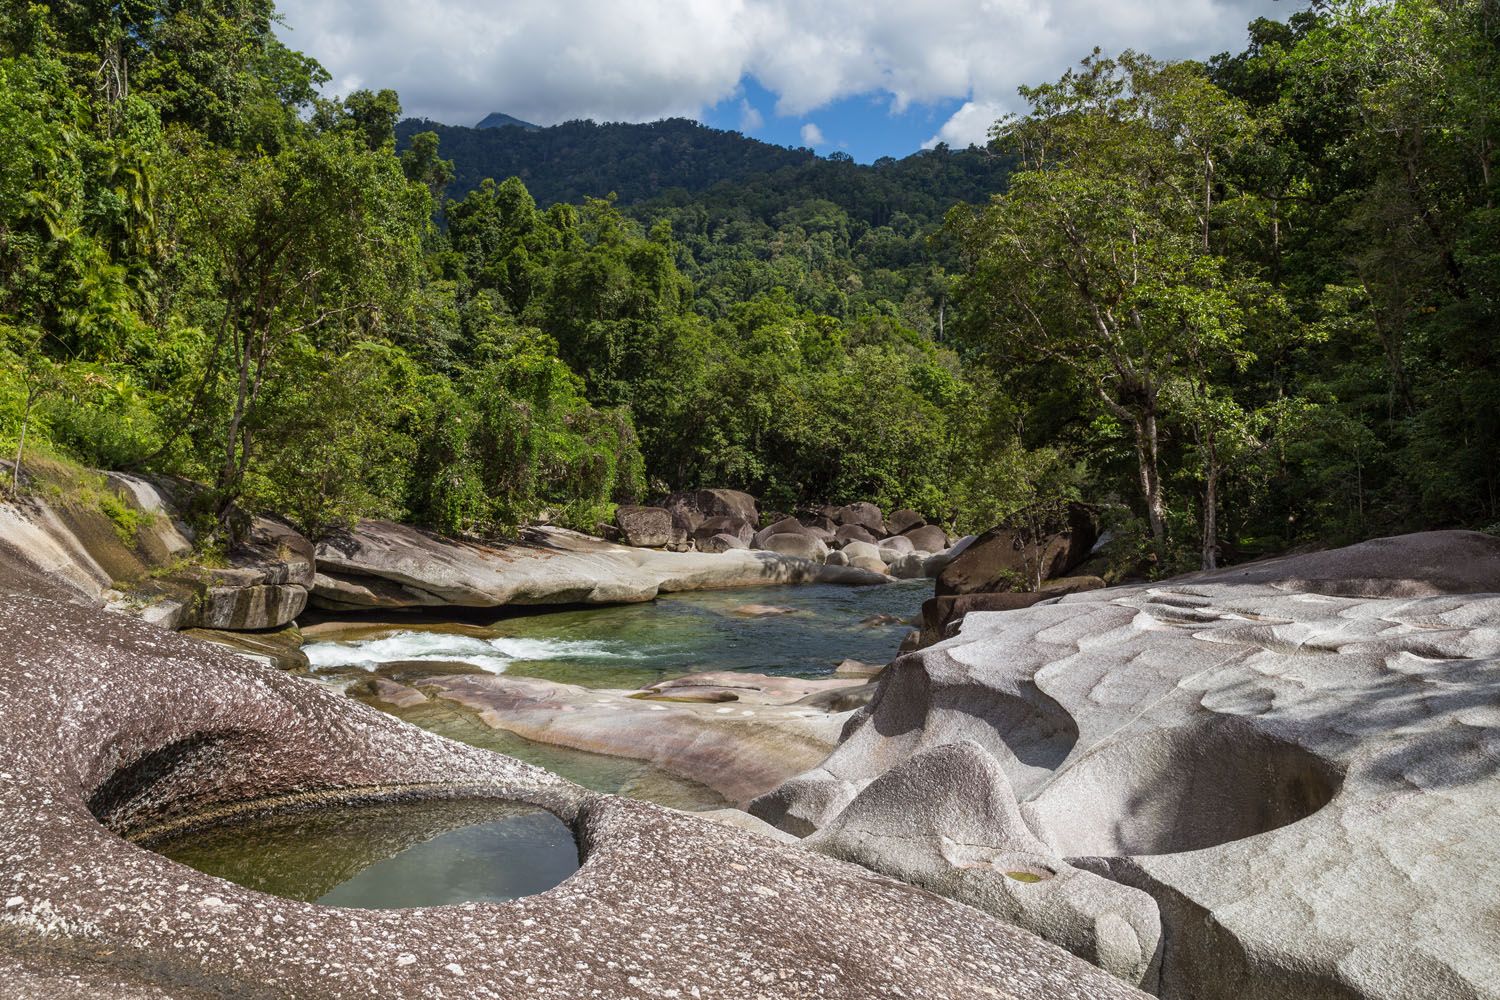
[0,586,1142,1000]
[0,473,311,632]
[752,530,1500,999]
[311,521,886,610]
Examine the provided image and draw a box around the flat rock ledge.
[752,530,1500,998]
[311,520,890,611]
[0,581,1141,1000]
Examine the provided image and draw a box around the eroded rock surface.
[0,583,1140,1000]
[312,521,889,611]
[753,531,1500,999]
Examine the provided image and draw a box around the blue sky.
[276,0,1294,162]
[698,78,971,162]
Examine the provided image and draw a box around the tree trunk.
[1201,434,1219,572]
[12,390,33,493]
[1132,410,1168,565]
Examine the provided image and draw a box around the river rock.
[879,534,916,556]
[833,659,884,678]
[754,530,1500,998]
[691,515,754,548]
[848,555,890,576]
[614,504,678,548]
[935,507,1097,595]
[0,469,312,632]
[662,488,759,533]
[752,515,810,548]
[425,672,846,805]
[313,522,889,610]
[833,501,886,537]
[841,540,883,564]
[886,509,926,535]
[797,512,839,540]
[825,549,850,567]
[761,532,829,563]
[903,523,950,554]
[885,551,931,580]
[0,585,1140,1000]
[698,531,748,553]
[833,523,878,547]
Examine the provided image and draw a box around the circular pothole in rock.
[147,798,579,908]
[1029,717,1342,858]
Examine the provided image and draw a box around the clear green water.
[156,582,924,906]
[152,799,579,908]
[304,580,928,690]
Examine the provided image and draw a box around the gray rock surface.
[753,515,810,548]
[691,514,754,548]
[833,501,886,537]
[312,521,889,610]
[753,531,1500,999]
[761,532,830,562]
[662,488,759,533]
[0,473,311,632]
[886,509,926,535]
[699,531,748,553]
[614,504,678,548]
[0,581,1142,1000]
[834,522,879,546]
[902,523,950,554]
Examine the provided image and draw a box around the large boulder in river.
[613,504,678,548]
[886,509,926,535]
[752,515,810,548]
[662,488,759,533]
[833,501,886,537]
[0,576,1143,1000]
[834,523,879,547]
[691,515,754,548]
[753,530,1500,998]
[902,523,950,554]
[935,506,1096,595]
[698,532,748,553]
[761,532,829,563]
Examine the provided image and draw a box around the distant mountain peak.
[476,112,540,131]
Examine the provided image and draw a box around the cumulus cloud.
[275,0,1291,143]
[738,99,764,133]
[800,122,826,147]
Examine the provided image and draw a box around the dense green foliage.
[952,0,1500,569]
[0,1,999,545]
[3,0,1495,575]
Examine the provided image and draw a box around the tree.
[170,127,430,526]
[952,52,1266,567]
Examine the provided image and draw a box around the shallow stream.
[159,580,927,906]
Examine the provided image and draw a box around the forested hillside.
[2,0,1495,576]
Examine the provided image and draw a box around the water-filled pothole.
[149,799,579,908]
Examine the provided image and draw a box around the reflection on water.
[152,799,579,908]
[304,580,929,690]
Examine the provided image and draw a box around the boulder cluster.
[614,489,957,579]
[913,504,1105,647]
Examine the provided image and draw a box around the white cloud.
[922,100,1009,149]
[800,122,826,147]
[274,0,1293,144]
[738,99,764,133]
